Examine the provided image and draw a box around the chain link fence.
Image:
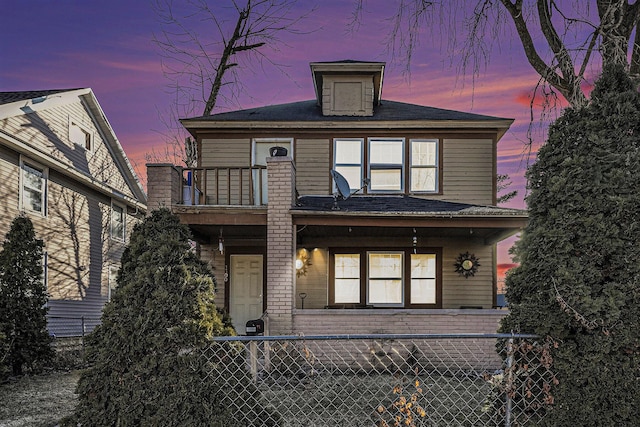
[201,334,556,427]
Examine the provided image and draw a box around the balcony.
[181,166,267,206]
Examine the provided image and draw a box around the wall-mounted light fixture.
[218,228,224,254]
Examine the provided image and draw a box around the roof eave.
[181,119,513,133]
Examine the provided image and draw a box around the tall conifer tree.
[500,65,640,425]
[0,215,52,377]
[68,209,277,426]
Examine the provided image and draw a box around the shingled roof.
[0,89,82,105]
[181,99,509,123]
[293,195,527,216]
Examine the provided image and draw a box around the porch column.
[146,163,182,213]
[265,155,296,334]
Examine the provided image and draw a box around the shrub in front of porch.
[500,65,640,425]
[64,209,278,426]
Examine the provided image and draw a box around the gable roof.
[0,88,146,207]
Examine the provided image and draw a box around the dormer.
[310,60,385,117]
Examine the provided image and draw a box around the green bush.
[0,215,53,378]
[65,209,279,426]
[500,65,640,425]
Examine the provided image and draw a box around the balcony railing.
[181,166,267,206]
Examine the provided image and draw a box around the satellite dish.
[331,169,352,200]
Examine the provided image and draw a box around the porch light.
[218,228,224,254]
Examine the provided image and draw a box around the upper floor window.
[252,138,293,205]
[368,138,404,192]
[410,139,438,193]
[333,138,439,194]
[330,248,441,308]
[20,158,47,215]
[111,203,125,241]
[334,139,363,191]
[69,119,93,150]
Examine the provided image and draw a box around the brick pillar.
[266,156,296,334]
[146,163,182,213]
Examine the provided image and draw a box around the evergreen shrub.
[499,65,640,425]
[65,209,279,426]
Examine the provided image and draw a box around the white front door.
[230,254,264,334]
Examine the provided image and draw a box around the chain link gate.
[200,334,556,426]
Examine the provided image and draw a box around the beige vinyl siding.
[2,99,136,200]
[200,138,250,167]
[295,139,330,195]
[295,248,328,309]
[442,245,495,308]
[441,138,494,205]
[200,139,252,204]
[292,237,495,310]
[0,146,21,236]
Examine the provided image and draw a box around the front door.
[229,254,264,334]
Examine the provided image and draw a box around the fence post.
[249,341,258,383]
[505,335,514,427]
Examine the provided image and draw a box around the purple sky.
[2,1,587,270]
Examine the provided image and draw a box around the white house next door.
[229,254,264,334]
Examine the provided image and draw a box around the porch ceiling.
[295,224,520,245]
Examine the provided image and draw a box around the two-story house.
[0,88,146,337]
[147,60,527,335]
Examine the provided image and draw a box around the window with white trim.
[333,137,439,194]
[368,138,404,192]
[20,158,47,215]
[410,139,438,192]
[108,265,119,301]
[334,139,363,191]
[330,248,441,308]
[111,203,125,241]
[252,138,293,204]
[69,119,93,150]
[42,251,49,292]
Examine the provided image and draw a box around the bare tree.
[152,0,315,166]
[354,0,640,109]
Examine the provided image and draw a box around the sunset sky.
[1,1,599,271]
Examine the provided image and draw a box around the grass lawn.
[0,370,80,427]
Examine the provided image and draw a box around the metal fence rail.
[202,334,555,427]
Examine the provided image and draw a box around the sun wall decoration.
[454,252,480,278]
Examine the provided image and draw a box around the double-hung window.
[111,203,125,241]
[331,249,441,308]
[368,138,404,192]
[410,139,438,192]
[20,159,47,215]
[333,139,363,191]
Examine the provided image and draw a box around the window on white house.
[367,252,403,306]
[21,159,47,215]
[69,120,93,150]
[108,265,119,301]
[111,203,125,241]
[410,140,438,192]
[333,139,363,191]
[368,138,404,192]
[334,254,361,304]
[331,249,441,308]
[42,251,48,291]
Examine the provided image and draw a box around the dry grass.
[0,370,80,427]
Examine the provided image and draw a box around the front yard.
[0,370,80,427]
